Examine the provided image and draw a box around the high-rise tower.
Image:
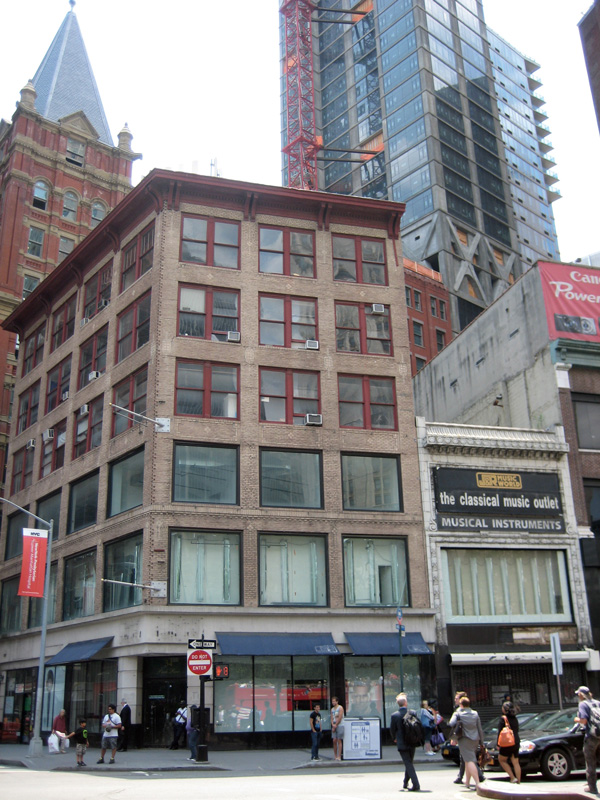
[0,4,140,489]
[280,0,560,333]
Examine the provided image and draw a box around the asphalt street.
[0,757,593,800]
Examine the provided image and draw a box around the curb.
[478,782,587,800]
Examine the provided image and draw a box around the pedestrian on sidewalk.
[449,696,484,791]
[52,708,68,754]
[419,701,435,754]
[97,704,121,764]
[330,696,344,761]
[66,718,88,766]
[170,701,187,750]
[186,706,199,761]
[496,701,521,784]
[309,703,322,761]
[574,685,600,795]
[117,699,131,752]
[452,691,483,784]
[390,692,421,792]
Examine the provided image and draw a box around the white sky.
[0,0,597,262]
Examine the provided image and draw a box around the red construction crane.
[280,0,320,190]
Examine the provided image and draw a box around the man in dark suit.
[117,699,131,752]
[390,692,420,792]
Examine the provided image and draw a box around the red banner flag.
[18,528,48,598]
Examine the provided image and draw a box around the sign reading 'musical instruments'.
[433,468,564,532]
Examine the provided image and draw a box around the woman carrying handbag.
[497,701,521,784]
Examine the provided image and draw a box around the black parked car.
[486,707,582,781]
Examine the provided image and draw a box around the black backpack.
[585,700,600,738]
[402,709,424,746]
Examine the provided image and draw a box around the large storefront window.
[3,668,37,743]
[173,443,238,504]
[343,537,408,607]
[63,550,96,620]
[0,576,22,633]
[214,655,329,733]
[170,530,240,605]
[260,449,322,508]
[107,448,144,517]
[259,533,326,606]
[28,563,58,627]
[41,660,117,737]
[442,548,572,623]
[345,655,421,727]
[104,532,143,611]
[341,453,402,511]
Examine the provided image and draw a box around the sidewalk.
[0,742,439,773]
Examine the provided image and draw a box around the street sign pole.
[396,607,404,693]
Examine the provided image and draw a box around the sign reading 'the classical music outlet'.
[433,468,564,532]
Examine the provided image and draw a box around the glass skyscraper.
[280,0,560,331]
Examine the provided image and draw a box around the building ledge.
[423,422,569,456]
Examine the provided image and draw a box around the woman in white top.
[330,696,345,761]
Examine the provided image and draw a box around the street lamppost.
[1,497,53,757]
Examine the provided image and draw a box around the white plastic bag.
[48,733,60,754]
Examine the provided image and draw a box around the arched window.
[33,181,49,211]
[91,201,107,228]
[62,191,78,221]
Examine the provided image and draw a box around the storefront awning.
[46,636,113,665]
[345,632,432,656]
[216,632,340,656]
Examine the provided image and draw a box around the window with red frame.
[23,324,46,375]
[178,285,239,340]
[46,357,71,413]
[112,366,148,436]
[259,368,319,424]
[259,295,317,347]
[17,382,40,433]
[332,235,387,285]
[74,396,103,458]
[121,226,154,291]
[84,262,112,318]
[117,293,151,363]
[175,361,239,419]
[78,326,108,389]
[51,296,76,352]
[181,216,240,269]
[335,302,392,355]
[40,419,67,478]
[11,447,34,493]
[338,375,397,429]
[259,226,315,277]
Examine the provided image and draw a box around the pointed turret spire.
[32,4,113,145]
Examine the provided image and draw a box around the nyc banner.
[18,528,48,597]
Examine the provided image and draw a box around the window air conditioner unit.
[80,317,90,328]
[371,303,386,314]
[88,370,101,381]
[305,413,323,426]
[26,439,36,450]
[79,404,89,416]
[227,330,241,343]
[43,429,55,442]
[61,390,69,401]
[305,339,319,350]
[98,299,110,310]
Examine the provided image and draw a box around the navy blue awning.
[46,636,113,665]
[216,632,339,656]
[345,632,432,656]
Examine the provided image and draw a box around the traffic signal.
[214,664,229,679]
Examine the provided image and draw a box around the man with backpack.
[390,692,422,791]
[575,686,600,795]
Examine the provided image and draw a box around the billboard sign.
[433,468,564,532]
[539,261,600,342]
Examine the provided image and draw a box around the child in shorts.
[67,718,88,766]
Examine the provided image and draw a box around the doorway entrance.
[142,657,187,747]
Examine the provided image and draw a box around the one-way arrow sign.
[188,638,216,649]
